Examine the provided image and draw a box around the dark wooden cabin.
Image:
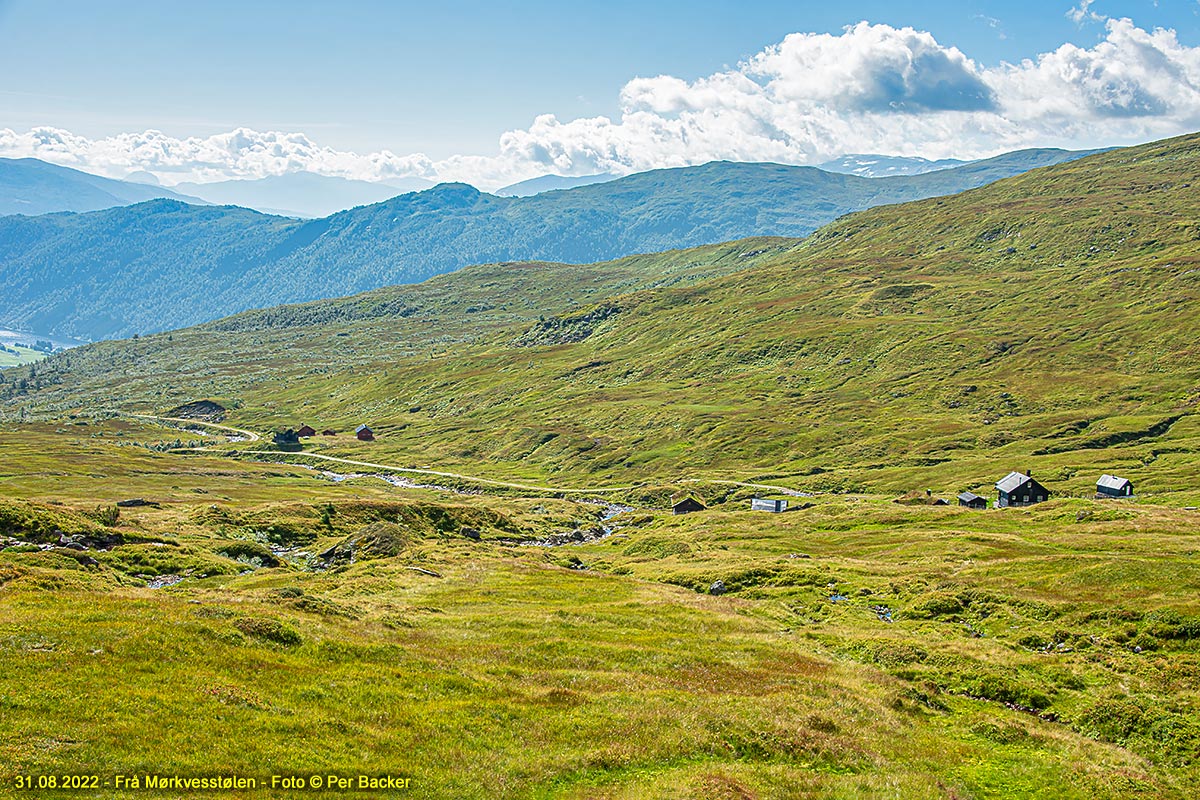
[296,425,317,438]
[273,428,302,451]
[672,497,705,515]
[355,424,375,441]
[957,491,987,509]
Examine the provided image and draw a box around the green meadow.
[2,134,1200,797]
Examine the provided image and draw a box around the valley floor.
[1,418,1198,798]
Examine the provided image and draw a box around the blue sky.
[1,0,1198,187]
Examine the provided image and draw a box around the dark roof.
[957,492,984,503]
[672,497,705,511]
[1097,474,1131,490]
[996,471,1032,493]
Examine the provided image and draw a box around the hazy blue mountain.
[0,158,206,216]
[496,173,619,197]
[175,172,434,217]
[0,148,1098,341]
[818,154,971,177]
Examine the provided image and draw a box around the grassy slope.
[0,343,45,368]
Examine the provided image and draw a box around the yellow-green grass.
[1,546,1190,799]
[2,440,1199,798]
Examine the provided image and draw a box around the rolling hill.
[0,157,205,216]
[0,148,1096,341]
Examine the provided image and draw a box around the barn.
[1096,474,1133,498]
[995,471,1050,508]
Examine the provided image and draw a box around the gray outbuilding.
[957,492,987,509]
[1096,474,1133,498]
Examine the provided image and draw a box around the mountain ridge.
[0,157,207,216]
[0,148,1099,341]
[174,172,434,217]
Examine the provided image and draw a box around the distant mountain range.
[0,147,1098,341]
[175,173,434,217]
[817,154,970,177]
[0,158,206,216]
[496,173,619,197]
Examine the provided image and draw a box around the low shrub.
[234,617,302,646]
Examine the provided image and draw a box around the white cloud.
[1067,1,1106,25]
[2,19,1199,190]
[0,127,436,184]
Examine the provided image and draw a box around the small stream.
[309,466,636,547]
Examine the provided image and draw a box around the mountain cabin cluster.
[273,423,374,447]
[672,471,1134,515]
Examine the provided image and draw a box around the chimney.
[925,489,932,496]
[1026,470,1032,477]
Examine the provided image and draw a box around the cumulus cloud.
[0,126,435,184]
[2,18,1199,189]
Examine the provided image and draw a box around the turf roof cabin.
[355,424,375,441]
[1096,474,1134,498]
[672,497,706,515]
[957,492,987,509]
[996,471,1050,508]
[272,428,302,451]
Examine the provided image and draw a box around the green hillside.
[0,149,1093,341]
[6,134,1197,498]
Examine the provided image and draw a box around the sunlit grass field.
[1,418,1198,798]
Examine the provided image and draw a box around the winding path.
[130,414,261,442]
